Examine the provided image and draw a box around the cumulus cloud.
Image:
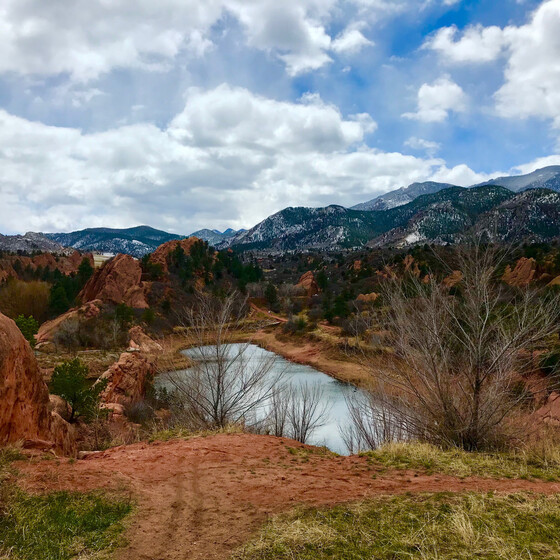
[423,24,507,63]
[404,136,441,156]
[0,0,379,80]
[402,76,468,123]
[0,85,484,234]
[425,0,560,130]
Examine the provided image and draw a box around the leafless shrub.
[363,243,560,451]
[162,292,280,430]
[286,383,330,444]
[340,389,408,454]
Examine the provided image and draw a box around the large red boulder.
[0,312,76,455]
[149,237,201,275]
[502,258,537,288]
[80,253,148,308]
[97,352,156,407]
[296,271,319,297]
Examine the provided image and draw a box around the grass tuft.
[233,493,560,560]
[148,423,245,443]
[0,445,131,560]
[364,441,560,480]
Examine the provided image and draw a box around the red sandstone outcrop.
[443,270,463,288]
[80,254,148,308]
[534,392,560,426]
[0,312,76,455]
[296,271,319,297]
[403,254,421,277]
[0,250,92,282]
[149,237,201,275]
[35,300,102,345]
[356,292,379,304]
[502,258,537,287]
[97,352,156,407]
[128,326,163,353]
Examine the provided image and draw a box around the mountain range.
[2,165,560,256]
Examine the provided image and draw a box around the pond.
[157,343,367,455]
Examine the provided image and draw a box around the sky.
[1,0,560,235]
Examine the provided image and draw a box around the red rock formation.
[97,352,156,407]
[356,292,379,303]
[0,251,92,281]
[80,254,148,308]
[0,312,76,455]
[502,258,537,288]
[128,326,163,353]
[35,300,102,345]
[534,392,560,426]
[403,254,421,277]
[149,237,201,275]
[443,270,463,288]
[296,271,319,297]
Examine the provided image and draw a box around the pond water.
[157,343,366,455]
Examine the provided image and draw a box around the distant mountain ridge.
[0,232,69,254]
[352,165,560,212]
[225,185,560,252]
[46,226,183,258]
[188,228,244,246]
[351,181,458,211]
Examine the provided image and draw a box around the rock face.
[534,392,560,426]
[80,253,148,308]
[356,292,379,304]
[502,258,537,287]
[149,237,201,275]
[296,271,319,297]
[0,312,75,455]
[128,326,163,353]
[98,352,156,407]
[35,300,102,345]
[0,250,93,283]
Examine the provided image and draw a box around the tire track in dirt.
[16,434,560,560]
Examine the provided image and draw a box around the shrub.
[49,358,106,423]
[14,315,39,347]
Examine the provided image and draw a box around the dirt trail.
[15,433,560,560]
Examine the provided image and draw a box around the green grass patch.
[148,423,244,443]
[0,446,132,560]
[234,492,560,560]
[364,441,560,481]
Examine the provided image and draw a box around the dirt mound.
[502,257,537,287]
[16,433,560,560]
[80,254,148,308]
[0,312,75,455]
[150,237,201,275]
[296,271,319,296]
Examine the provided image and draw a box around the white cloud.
[404,136,441,156]
[0,85,484,234]
[425,0,560,130]
[331,29,374,54]
[402,76,468,122]
[424,24,506,63]
[0,0,385,81]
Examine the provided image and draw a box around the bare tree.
[162,292,280,429]
[363,244,560,450]
[286,383,330,444]
[340,388,408,453]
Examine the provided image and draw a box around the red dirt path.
[15,433,560,560]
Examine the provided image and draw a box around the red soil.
[15,433,560,560]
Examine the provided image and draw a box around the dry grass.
[365,441,560,481]
[234,493,560,560]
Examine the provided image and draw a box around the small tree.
[77,257,94,286]
[14,314,39,347]
[49,358,106,423]
[264,283,279,310]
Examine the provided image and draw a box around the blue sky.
[0,0,559,235]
